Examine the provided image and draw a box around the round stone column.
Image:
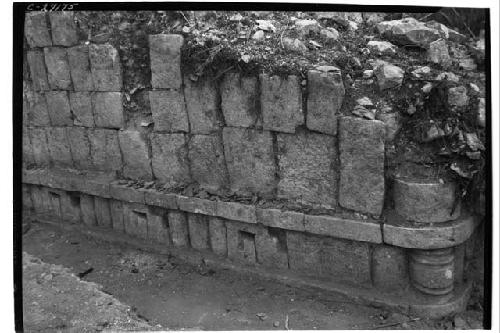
[409,248,455,296]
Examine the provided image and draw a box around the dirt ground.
[22,220,484,331]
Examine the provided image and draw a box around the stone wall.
[22,11,483,318]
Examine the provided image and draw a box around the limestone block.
[29,127,51,166]
[255,227,288,269]
[123,203,148,239]
[110,199,125,232]
[46,127,73,167]
[26,91,50,126]
[67,45,94,91]
[118,130,153,180]
[144,190,178,210]
[260,74,303,133]
[92,92,124,129]
[306,68,345,135]
[60,191,81,223]
[277,131,337,208]
[216,201,256,224]
[89,44,122,91]
[149,34,183,89]
[69,92,94,127]
[304,214,383,243]
[45,91,72,126]
[222,127,276,196]
[66,127,92,170]
[44,47,72,90]
[286,231,322,275]
[88,129,122,172]
[168,210,189,247]
[372,244,409,290]
[184,77,222,134]
[150,133,190,187]
[149,90,189,132]
[25,12,52,48]
[220,73,259,128]
[94,197,112,228]
[374,63,404,90]
[393,179,461,223]
[339,117,385,215]
[188,134,229,192]
[31,186,52,214]
[176,196,216,216]
[147,208,171,245]
[80,194,97,227]
[188,213,210,250]
[208,217,227,256]
[49,12,78,46]
[109,183,145,204]
[257,208,305,232]
[226,221,258,264]
[27,51,50,91]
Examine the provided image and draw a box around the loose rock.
[367,41,397,54]
[374,63,404,90]
[448,86,469,107]
[376,17,441,48]
[282,37,308,54]
[320,28,339,41]
[427,39,451,66]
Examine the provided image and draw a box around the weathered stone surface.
[94,197,112,228]
[374,63,404,90]
[255,227,289,269]
[27,51,50,91]
[222,127,276,196]
[123,203,148,239]
[448,86,469,107]
[149,34,183,89]
[45,91,72,126]
[23,128,34,165]
[80,194,97,227]
[47,189,63,217]
[383,213,478,249]
[409,248,455,295]
[69,92,94,127]
[260,74,303,133]
[67,45,94,91]
[376,17,441,48]
[393,179,461,223]
[31,186,51,214]
[92,92,124,129]
[176,196,216,216]
[149,90,189,132]
[184,77,222,134]
[217,201,256,224]
[188,134,229,192]
[256,208,305,232]
[25,12,52,48]
[376,112,400,141]
[26,91,51,126]
[306,67,344,135]
[88,129,122,172]
[29,127,51,166]
[110,199,125,232]
[46,127,73,167]
[208,217,227,256]
[118,130,153,180]
[220,73,259,128]
[367,40,397,54]
[150,133,190,187]
[187,214,210,250]
[60,191,81,223]
[305,214,383,243]
[339,117,385,215]
[427,39,451,66]
[372,244,409,290]
[89,44,123,91]
[22,185,33,211]
[44,47,72,90]
[147,208,171,245]
[66,127,92,170]
[109,183,145,204]
[277,131,337,208]
[282,37,308,53]
[168,210,189,247]
[286,231,322,275]
[226,221,258,264]
[49,12,78,46]
[144,190,178,210]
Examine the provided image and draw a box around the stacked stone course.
[22,12,482,318]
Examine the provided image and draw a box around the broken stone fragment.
[376,17,441,48]
[374,63,404,90]
[376,112,400,141]
[367,40,397,54]
[477,98,486,127]
[423,124,446,142]
[465,133,485,151]
[255,19,276,32]
[458,58,477,71]
[319,27,339,41]
[252,30,265,41]
[411,66,431,78]
[448,86,469,107]
[282,37,308,53]
[427,39,451,66]
[363,70,374,79]
[294,19,320,36]
[352,105,375,120]
[435,72,460,82]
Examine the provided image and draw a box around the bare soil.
[22,219,484,330]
